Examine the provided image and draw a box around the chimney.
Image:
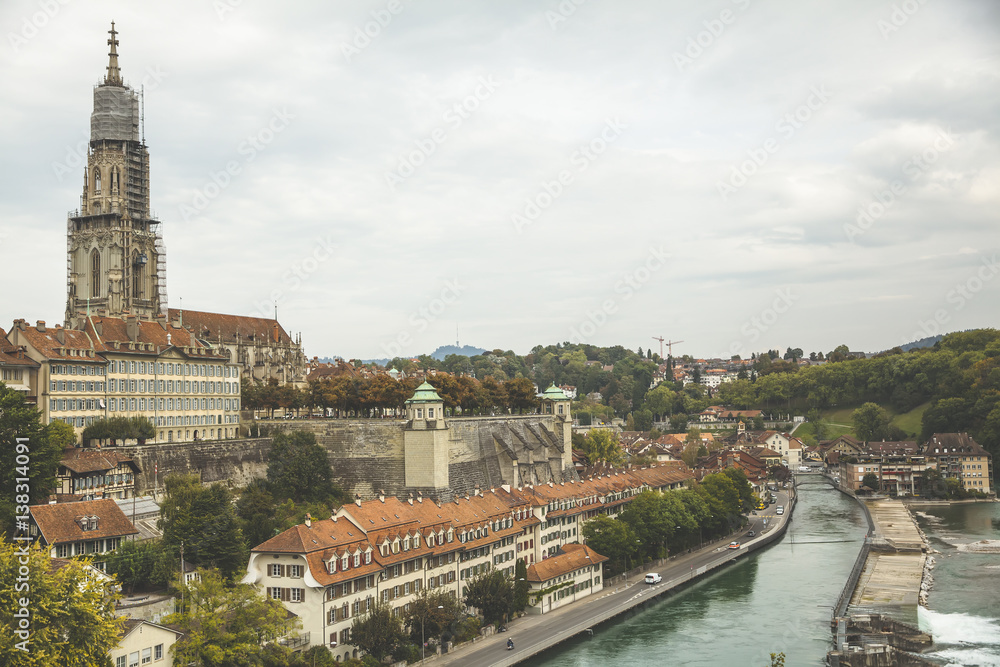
[378,489,385,503]
[156,313,167,330]
[355,493,362,507]
[55,328,66,344]
[304,513,312,528]
[272,323,280,343]
[408,493,414,506]
[417,491,423,504]
[35,320,45,332]
[126,316,139,342]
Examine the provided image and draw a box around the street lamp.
[421,604,444,662]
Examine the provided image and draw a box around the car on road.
[747,530,755,537]
[644,573,662,584]
[727,541,741,549]
[776,506,784,515]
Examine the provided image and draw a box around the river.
[914,501,1000,667]
[525,477,867,667]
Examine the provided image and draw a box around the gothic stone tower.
[65,23,166,328]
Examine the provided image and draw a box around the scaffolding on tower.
[153,222,168,317]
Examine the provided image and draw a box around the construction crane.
[652,337,684,358]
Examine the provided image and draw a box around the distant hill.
[430,344,487,361]
[898,335,943,352]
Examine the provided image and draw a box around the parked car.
[644,573,662,584]
[728,541,741,549]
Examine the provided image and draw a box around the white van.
[776,506,784,515]
[644,573,662,584]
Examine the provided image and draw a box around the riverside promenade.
[428,488,797,667]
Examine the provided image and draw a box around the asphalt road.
[437,490,793,667]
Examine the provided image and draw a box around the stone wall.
[118,414,576,500]
[119,437,273,492]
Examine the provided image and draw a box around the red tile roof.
[30,498,138,546]
[526,543,607,583]
[168,309,292,345]
[59,448,140,475]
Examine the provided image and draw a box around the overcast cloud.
[1,0,998,360]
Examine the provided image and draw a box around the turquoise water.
[526,480,867,666]
[914,502,1000,667]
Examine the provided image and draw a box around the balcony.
[278,632,310,651]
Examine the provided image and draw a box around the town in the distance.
[1,23,997,667]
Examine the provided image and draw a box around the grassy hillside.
[814,401,930,441]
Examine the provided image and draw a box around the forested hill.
[714,329,1000,456]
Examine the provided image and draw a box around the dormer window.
[427,534,435,547]
[392,540,400,554]
[365,551,372,564]
[341,556,349,571]
[403,537,411,551]
[328,559,337,574]
[353,553,361,567]
[380,543,388,557]
[414,534,421,548]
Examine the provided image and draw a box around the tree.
[0,385,62,536]
[405,589,461,650]
[166,568,297,666]
[503,378,536,413]
[266,430,342,505]
[350,600,406,661]
[852,402,893,441]
[45,419,77,449]
[862,472,880,492]
[463,569,514,626]
[158,475,247,580]
[104,539,175,595]
[513,559,529,614]
[0,540,123,666]
[580,429,625,466]
[582,514,639,575]
[236,479,281,548]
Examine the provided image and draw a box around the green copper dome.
[540,384,570,401]
[406,381,443,404]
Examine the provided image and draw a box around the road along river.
[525,476,866,667]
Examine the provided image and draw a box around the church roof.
[167,309,293,345]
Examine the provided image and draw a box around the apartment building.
[4,316,240,443]
[242,463,694,660]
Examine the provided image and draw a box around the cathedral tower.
[65,22,167,327]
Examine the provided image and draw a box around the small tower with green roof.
[404,381,449,493]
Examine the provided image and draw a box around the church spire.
[105,21,122,85]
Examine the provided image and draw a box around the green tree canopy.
[0,541,122,666]
[580,429,625,466]
[350,600,406,661]
[266,430,343,504]
[582,514,639,575]
[159,475,247,580]
[0,385,62,535]
[463,569,514,625]
[165,568,297,666]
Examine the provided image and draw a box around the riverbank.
[429,489,798,666]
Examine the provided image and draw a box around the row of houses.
[822,433,994,496]
[1,316,243,443]
[242,462,694,661]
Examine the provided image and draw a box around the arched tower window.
[131,250,144,299]
[93,169,101,194]
[90,249,101,297]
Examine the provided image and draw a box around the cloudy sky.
[1,0,998,361]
